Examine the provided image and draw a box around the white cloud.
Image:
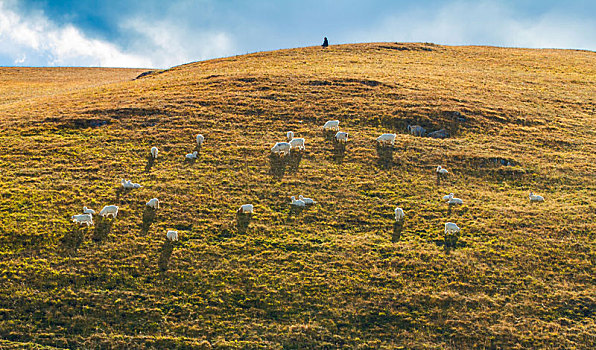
[121,18,236,68]
[0,1,152,67]
[348,0,596,51]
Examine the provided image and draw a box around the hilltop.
[0,43,594,349]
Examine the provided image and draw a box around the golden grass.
[0,43,594,349]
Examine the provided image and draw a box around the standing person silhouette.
[322,37,328,48]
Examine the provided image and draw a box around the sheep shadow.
[392,219,405,242]
[141,206,157,234]
[92,217,113,243]
[436,173,448,186]
[195,144,203,154]
[236,212,253,234]
[286,205,305,220]
[376,144,395,169]
[269,153,288,178]
[145,155,156,173]
[323,129,337,142]
[287,150,304,173]
[158,240,174,272]
[60,225,86,254]
[332,141,347,163]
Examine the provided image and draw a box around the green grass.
[0,42,594,349]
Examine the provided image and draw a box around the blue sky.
[0,0,594,68]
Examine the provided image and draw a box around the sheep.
[445,222,460,235]
[529,192,544,202]
[99,205,119,218]
[83,206,95,215]
[436,165,449,175]
[407,125,425,137]
[323,120,340,131]
[146,198,159,209]
[289,138,305,151]
[442,193,454,202]
[185,151,198,160]
[395,207,405,221]
[121,179,141,189]
[335,131,348,143]
[166,230,179,241]
[376,133,396,146]
[271,142,291,156]
[448,196,463,205]
[299,195,316,205]
[238,204,254,214]
[286,131,294,141]
[150,146,159,159]
[290,196,306,207]
[72,213,93,227]
[196,134,205,147]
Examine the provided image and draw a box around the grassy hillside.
[0,43,594,349]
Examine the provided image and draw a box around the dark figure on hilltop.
[322,37,328,48]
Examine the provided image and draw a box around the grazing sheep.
[445,222,460,235]
[166,230,178,241]
[289,138,306,151]
[299,195,316,205]
[436,165,449,175]
[395,207,405,221]
[529,192,544,202]
[442,193,454,202]
[290,196,306,207]
[83,206,95,215]
[286,131,294,141]
[185,151,198,160]
[407,125,425,137]
[72,213,93,227]
[271,142,292,156]
[323,120,340,131]
[196,134,205,147]
[376,133,396,146]
[335,131,348,143]
[99,205,119,218]
[151,146,159,159]
[238,204,254,214]
[146,198,159,209]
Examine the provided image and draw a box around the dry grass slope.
[0,43,594,349]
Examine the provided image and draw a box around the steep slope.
[0,43,594,349]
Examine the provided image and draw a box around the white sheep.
[407,125,425,137]
[529,192,544,202]
[442,193,454,202]
[395,207,405,221]
[99,205,119,218]
[335,131,348,143]
[298,195,316,205]
[376,133,396,146]
[186,151,198,159]
[150,146,159,159]
[83,206,95,215]
[290,196,306,207]
[166,230,178,241]
[72,213,94,227]
[121,179,141,189]
[448,196,463,205]
[323,120,340,131]
[286,131,294,141]
[436,165,449,175]
[289,138,305,151]
[238,204,254,214]
[146,198,159,209]
[271,142,291,156]
[445,222,460,235]
[196,134,205,147]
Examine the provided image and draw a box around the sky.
[0,0,594,68]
